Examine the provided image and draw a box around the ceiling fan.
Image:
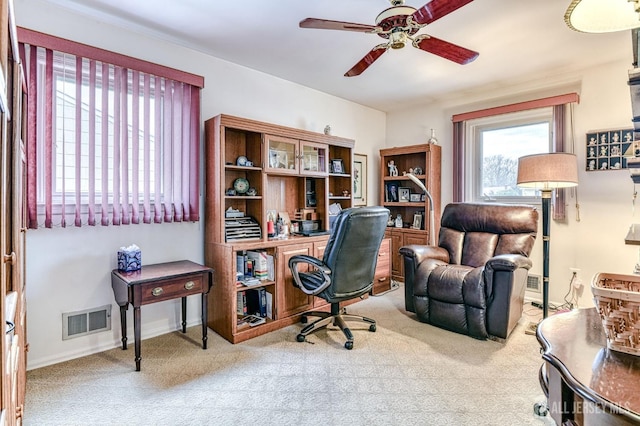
[300,0,479,77]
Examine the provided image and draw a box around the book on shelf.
[246,250,269,280]
[246,287,268,318]
[236,251,245,274]
[236,316,251,330]
[237,276,260,286]
[237,250,272,281]
[240,314,265,327]
[267,254,275,281]
[265,291,273,319]
[236,291,247,316]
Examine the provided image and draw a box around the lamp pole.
[541,189,551,319]
[405,173,435,246]
[516,152,579,320]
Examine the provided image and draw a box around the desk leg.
[119,305,128,350]
[134,306,141,372]
[202,292,208,350]
[181,296,187,333]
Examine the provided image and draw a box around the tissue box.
[117,249,141,272]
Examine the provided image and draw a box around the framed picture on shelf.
[410,193,421,202]
[399,187,411,202]
[412,213,422,230]
[353,153,367,206]
[330,159,345,174]
[386,182,398,202]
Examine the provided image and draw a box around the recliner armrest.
[485,254,532,272]
[399,245,450,313]
[399,245,450,266]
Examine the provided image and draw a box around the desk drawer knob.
[184,281,195,290]
[152,287,164,297]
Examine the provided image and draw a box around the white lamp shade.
[517,153,579,190]
[565,0,640,33]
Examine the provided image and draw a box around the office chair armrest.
[288,255,332,296]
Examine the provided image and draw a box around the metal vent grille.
[62,305,111,340]
[526,274,541,293]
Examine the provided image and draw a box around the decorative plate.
[233,177,249,194]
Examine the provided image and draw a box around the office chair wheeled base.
[296,304,376,350]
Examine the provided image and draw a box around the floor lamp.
[516,153,579,319]
[405,172,435,246]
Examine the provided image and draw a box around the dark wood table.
[111,260,213,371]
[536,308,640,425]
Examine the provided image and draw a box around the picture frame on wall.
[353,153,367,206]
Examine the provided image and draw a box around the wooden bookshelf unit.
[379,144,441,283]
[204,114,359,343]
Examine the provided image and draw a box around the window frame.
[464,107,553,204]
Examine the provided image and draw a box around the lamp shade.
[565,0,640,33]
[517,153,579,190]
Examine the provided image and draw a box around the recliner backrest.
[322,206,389,299]
[438,203,538,267]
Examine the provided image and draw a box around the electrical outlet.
[569,268,583,289]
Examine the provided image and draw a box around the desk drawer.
[138,274,204,304]
[375,239,390,277]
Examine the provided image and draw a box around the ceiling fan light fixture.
[565,0,640,33]
[390,31,407,49]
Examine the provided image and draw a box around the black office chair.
[288,206,389,349]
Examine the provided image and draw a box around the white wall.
[386,52,638,310]
[18,0,636,369]
[16,0,386,369]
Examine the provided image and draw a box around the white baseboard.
[27,318,204,371]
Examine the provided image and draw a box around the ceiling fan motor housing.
[375,6,421,40]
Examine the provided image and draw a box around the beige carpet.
[25,285,554,425]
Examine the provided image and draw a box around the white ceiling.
[42,0,632,112]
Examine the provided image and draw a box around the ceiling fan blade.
[412,0,474,25]
[415,35,478,64]
[299,18,378,33]
[344,46,388,77]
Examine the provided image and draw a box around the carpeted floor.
[24,285,554,425]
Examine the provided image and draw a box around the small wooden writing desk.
[111,260,213,371]
[536,308,640,425]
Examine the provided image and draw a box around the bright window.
[53,70,157,201]
[464,108,552,203]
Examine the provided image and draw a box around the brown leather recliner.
[400,203,538,340]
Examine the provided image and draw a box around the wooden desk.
[536,308,640,425]
[111,260,213,371]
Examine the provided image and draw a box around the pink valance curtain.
[18,28,203,229]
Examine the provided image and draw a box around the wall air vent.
[526,274,541,293]
[62,305,111,340]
